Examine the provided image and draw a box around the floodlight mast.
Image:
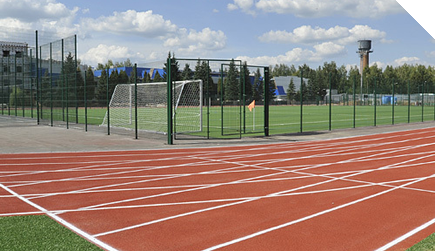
[357,40,373,104]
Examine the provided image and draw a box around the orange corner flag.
[248,100,255,112]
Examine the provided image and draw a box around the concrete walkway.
[1,115,435,153]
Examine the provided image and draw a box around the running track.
[1,128,435,250]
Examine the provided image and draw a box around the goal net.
[101,80,203,134]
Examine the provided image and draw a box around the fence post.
[422,82,425,122]
[75,35,78,124]
[353,75,356,128]
[61,39,65,122]
[84,68,87,132]
[106,68,110,135]
[392,79,395,125]
[300,69,303,133]
[264,67,269,136]
[134,64,138,140]
[329,72,332,131]
[14,54,17,116]
[374,77,377,126]
[408,80,411,123]
[50,43,53,127]
[167,58,173,145]
[36,30,40,124]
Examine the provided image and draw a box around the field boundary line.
[375,217,435,251]
[0,182,118,251]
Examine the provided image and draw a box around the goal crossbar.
[101,80,203,135]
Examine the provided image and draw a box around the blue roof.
[275,86,286,96]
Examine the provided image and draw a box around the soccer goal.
[101,80,203,135]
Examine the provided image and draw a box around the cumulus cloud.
[228,0,435,18]
[0,0,79,39]
[80,44,144,66]
[259,25,388,45]
[393,56,421,66]
[81,10,177,38]
[0,0,78,22]
[164,28,227,54]
[80,10,227,58]
[228,0,256,15]
[236,42,346,66]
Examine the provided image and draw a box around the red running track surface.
[1,128,435,250]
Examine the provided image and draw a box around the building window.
[15,51,22,58]
[3,50,10,57]
[17,66,22,73]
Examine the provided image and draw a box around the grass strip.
[407,233,435,251]
[0,215,103,251]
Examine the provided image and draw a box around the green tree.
[95,69,108,106]
[272,64,297,77]
[224,59,240,101]
[194,60,215,97]
[242,62,253,101]
[108,70,119,98]
[119,70,129,84]
[287,78,296,104]
[163,52,180,81]
[181,63,193,80]
[85,66,96,103]
[252,68,263,102]
[153,71,164,82]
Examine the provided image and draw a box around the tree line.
[274,62,435,103]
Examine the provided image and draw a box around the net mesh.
[101,80,203,134]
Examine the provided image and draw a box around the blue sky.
[1,0,433,70]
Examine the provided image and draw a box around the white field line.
[93,147,435,237]
[56,136,435,213]
[3,174,434,218]
[0,182,118,251]
[1,129,434,247]
[28,135,387,203]
[4,177,435,217]
[203,173,435,251]
[28,161,250,201]
[76,140,387,210]
[0,154,200,180]
[375,217,435,251]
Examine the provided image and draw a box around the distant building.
[273,76,309,101]
[0,41,33,89]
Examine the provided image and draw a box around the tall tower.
[357,40,373,102]
[357,40,373,74]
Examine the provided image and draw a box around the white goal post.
[101,80,203,135]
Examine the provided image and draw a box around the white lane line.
[0,182,118,251]
[375,217,435,251]
[203,174,435,251]
[92,149,435,238]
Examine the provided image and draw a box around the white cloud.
[80,44,144,66]
[259,25,388,45]
[236,43,346,66]
[393,56,421,66]
[259,25,349,44]
[314,42,346,57]
[164,28,227,55]
[80,10,227,58]
[227,0,256,15]
[0,0,79,39]
[237,0,435,18]
[81,10,177,38]
[0,0,78,22]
